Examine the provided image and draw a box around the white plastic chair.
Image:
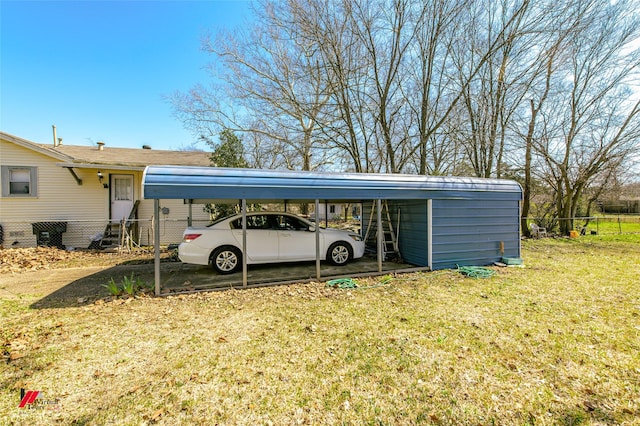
[530,223,547,238]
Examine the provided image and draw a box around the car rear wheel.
[328,242,352,266]
[211,246,242,274]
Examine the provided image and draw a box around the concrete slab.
[160,256,419,293]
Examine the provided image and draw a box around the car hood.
[320,227,359,236]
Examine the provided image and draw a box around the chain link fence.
[0,219,210,251]
[2,215,637,251]
[524,215,640,236]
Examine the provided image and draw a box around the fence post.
[618,215,622,234]
[120,218,126,250]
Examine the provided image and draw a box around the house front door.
[110,174,134,222]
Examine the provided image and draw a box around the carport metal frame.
[144,166,522,296]
[152,197,397,296]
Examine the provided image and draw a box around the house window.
[329,205,336,214]
[1,166,38,197]
[114,177,133,200]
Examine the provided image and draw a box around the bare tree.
[517,2,578,236]
[171,0,640,226]
[448,0,540,178]
[289,0,377,172]
[531,0,640,234]
[350,0,418,173]
[406,0,467,175]
[310,0,535,175]
[173,0,331,171]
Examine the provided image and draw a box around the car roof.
[231,211,301,217]
[216,211,306,223]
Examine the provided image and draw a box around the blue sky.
[1,0,251,150]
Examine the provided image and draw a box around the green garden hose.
[456,265,496,279]
[326,278,359,289]
[326,276,394,289]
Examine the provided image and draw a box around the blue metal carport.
[143,166,522,295]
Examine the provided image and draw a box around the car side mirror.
[307,225,316,232]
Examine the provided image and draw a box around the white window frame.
[1,166,38,197]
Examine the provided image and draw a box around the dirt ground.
[0,247,168,307]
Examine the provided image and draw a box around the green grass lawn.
[1,235,639,425]
[528,215,640,235]
[584,216,640,235]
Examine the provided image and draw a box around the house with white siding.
[0,131,212,249]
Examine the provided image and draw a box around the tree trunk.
[520,100,536,237]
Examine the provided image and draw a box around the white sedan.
[178,212,365,274]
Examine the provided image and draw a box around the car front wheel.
[211,246,242,274]
[328,242,352,266]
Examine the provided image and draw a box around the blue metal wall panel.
[361,200,430,266]
[388,200,429,267]
[431,199,520,269]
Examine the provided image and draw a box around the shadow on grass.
[28,256,413,310]
[26,259,299,310]
[29,262,161,310]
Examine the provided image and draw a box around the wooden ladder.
[364,200,401,261]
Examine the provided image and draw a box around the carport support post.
[154,199,161,296]
[315,199,321,280]
[377,199,383,272]
[242,199,247,287]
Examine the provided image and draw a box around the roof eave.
[1,131,73,162]
[57,162,145,171]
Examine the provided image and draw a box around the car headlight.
[349,234,363,242]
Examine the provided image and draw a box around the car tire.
[211,246,242,274]
[327,242,352,266]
